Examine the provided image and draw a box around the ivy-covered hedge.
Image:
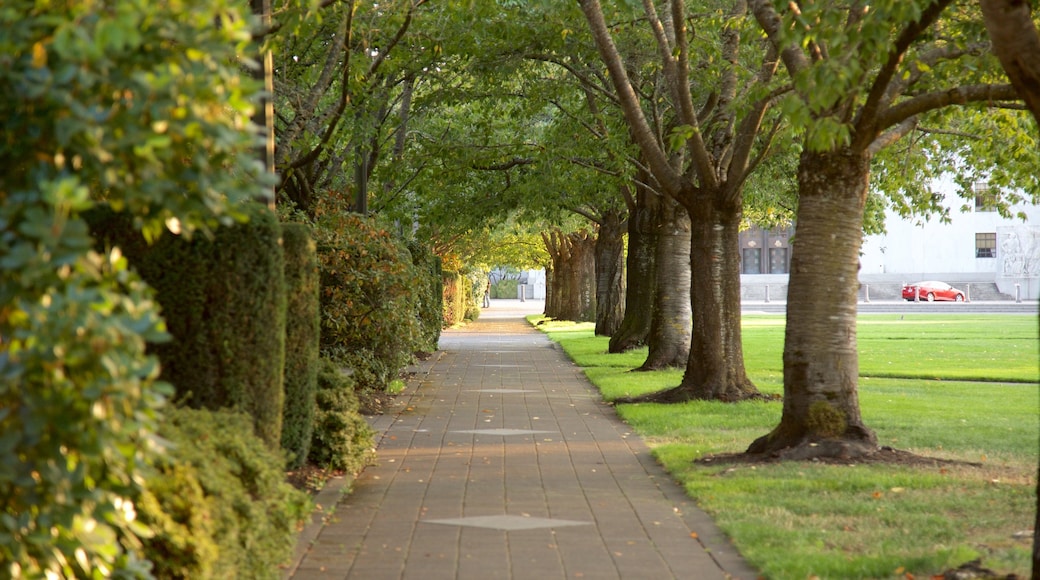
[308,358,375,473]
[312,210,422,394]
[139,407,310,579]
[87,204,287,448]
[281,223,320,469]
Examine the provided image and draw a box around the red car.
[901,281,966,302]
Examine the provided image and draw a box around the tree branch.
[749,0,810,75]
[725,41,781,201]
[866,117,918,156]
[981,0,1040,123]
[287,0,416,173]
[472,158,535,171]
[287,0,357,171]
[664,0,718,189]
[578,0,682,194]
[854,0,954,150]
[877,84,1021,130]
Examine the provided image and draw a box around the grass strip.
[531,314,1039,579]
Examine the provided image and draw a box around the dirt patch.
[695,445,981,468]
[358,390,395,415]
[935,559,1023,579]
[285,464,345,494]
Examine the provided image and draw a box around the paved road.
[286,300,757,580]
[742,299,1039,315]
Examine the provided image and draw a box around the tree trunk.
[543,230,596,322]
[543,263,554,317]
[638,197,691,371]
[543,231,566,319]
[609,186,657,353]
[979,9,1040,574]
[680,198,758,400]
[594,210,626,336]
[981,0,1040,122]
[747,149,878,460]
[628,191,759,400]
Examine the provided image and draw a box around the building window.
[742,248,762,274]
[976,232,996,258]
[974,182,997,212]
[769,247,789,274]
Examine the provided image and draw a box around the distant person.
[483,279,491,308]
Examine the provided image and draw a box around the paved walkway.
[285,300,757,579]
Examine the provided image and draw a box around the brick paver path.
[287,300,756,579]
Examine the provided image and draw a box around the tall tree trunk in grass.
[678,197,755,399]
[748,0,1022,459]
[747,150,878,458]
[544,229,596,322]
[594,209,626,336]
[610,181,659,353]
[638,196,691,370]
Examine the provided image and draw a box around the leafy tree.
[271,0,446,215]
[580,0,788,401]
[0,0,271,574]
[746,0,1034,459]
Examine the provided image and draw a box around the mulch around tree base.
[696,445,982,468]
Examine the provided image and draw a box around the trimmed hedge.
[308,358,375,473]
[87,204,287,448]
[442,271,468,327]
[139,407,310,579]
[407,240,443,353]
[281,223,320,469]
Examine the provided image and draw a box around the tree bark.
[981,0,1040,122]
[609,186,658,352]
[682,197,757,400]
[638,196,691,371]
[747,149,879,459]
[594,210,626,336]
[625,190,759,400]
[543,230,597,322]
[978,4,1040,576]
[543,231,566,319]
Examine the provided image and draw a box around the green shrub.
[0,252,167,578]
[309,358,376,473]
[281,223,320,469]
[407,239,443,352]
[493,277,519,299]
[137,463,218,579]
[442,271,468,326]
[88,204,287,449]
[312,208,422,393]
[0,0,269,574]
[142,407,310,579]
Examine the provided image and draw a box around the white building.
[740,174,1040,300]
[517,269,547,300]
[860,174,1040,300]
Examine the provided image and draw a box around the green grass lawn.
[531,314,1040,579]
